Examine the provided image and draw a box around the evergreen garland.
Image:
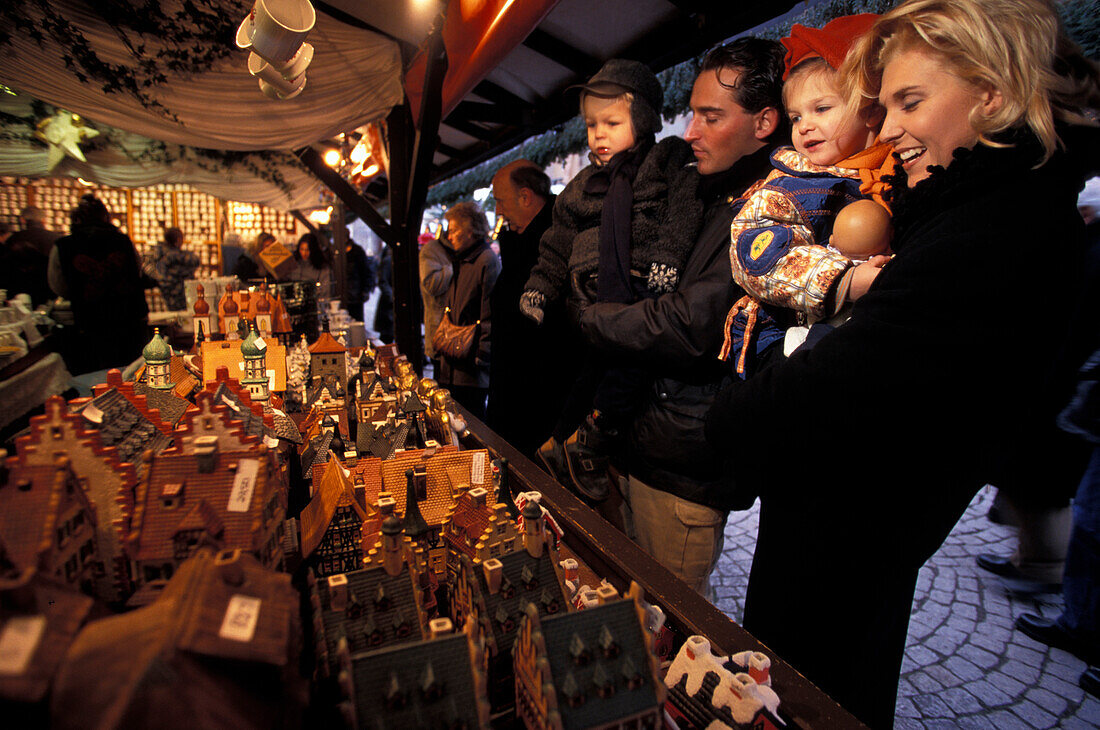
[0,0,241,121]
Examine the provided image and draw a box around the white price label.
[228,458,260,513]
[0,615,46,675]
[254,337,267,351]
[471,454,485,484]
[219,595,261,642]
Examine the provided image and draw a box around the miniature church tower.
[142,328,173,390]
[222,287,240,340]
[308,327,348,384]
[192,283,213,344]
[254,289,273,337]
[240,322,270,403]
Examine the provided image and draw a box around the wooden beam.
[471,79,530,107]
[451,100,527,126]
[296,146,398,245]
[442,116,495,142]
[290,209,318,234]
[522,28,601,77]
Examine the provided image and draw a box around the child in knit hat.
[521,58,702,502]
[717,14,896,375]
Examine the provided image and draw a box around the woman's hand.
[848,255,891,302]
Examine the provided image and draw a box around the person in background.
[419,229,452,376]
[220,231,245,277]
[1,206,59,306]
[373,243,394,343]
[487,159,579,457]
[148,227,199,311]
[579,38,785,595]
[0,221,10,245]
[49,193,148,373]
[292,233,333,291]
[343,239,371,321]
[234,231,276,283]
[436,201,500,420]
[705,1,1100,724]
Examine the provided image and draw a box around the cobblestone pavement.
[711,486,1100,728]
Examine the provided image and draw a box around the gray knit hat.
[570,58,663,138]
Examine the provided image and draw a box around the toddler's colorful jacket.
[718,144,894,374]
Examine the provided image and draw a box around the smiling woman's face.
[878,47,992,187]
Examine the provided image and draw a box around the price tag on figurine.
[254,337,267,351]
[266,369,276,389]
[471,454,485,484]
[82,403,104,425]
[0,615,47,675]
[228,458,260,512]
[219,595,261,642]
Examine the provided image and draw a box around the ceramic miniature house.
[13,396,141,603]
[308,516,429,680]
[0,457,101,595]
[50,548,302,730]
[512,582,665,730]
[300,460,375,577]
[663,635,783,730]
[142,328,173,391]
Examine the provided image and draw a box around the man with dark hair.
[578,37,785,595]
[487,160,579,455]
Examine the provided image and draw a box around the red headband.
[781,13,879,80]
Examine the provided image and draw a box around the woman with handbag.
[435,201,501,420]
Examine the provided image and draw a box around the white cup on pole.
[250,0,316,67]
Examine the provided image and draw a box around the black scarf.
[585,138,653,303]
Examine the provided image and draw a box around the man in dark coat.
[1,206,58,306]
[486,160,580,457]
[342,239,371,321]
[579,38,786,595]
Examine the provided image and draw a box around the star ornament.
[35,111,100,170]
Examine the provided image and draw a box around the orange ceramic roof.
[300,460,371,559]
[308,331,347,355]
[201,340,287,392]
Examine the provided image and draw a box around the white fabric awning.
[0,1,403,152]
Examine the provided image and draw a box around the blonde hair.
[842,0,1100,164]
[782,58,835,109]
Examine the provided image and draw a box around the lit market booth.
[0,0,865,727]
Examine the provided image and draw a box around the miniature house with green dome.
[143,329,173,391]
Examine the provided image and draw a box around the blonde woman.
[705,0,1100,725]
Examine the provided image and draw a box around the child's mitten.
[519,290,546,325]
[647,263,679,294]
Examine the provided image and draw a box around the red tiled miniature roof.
[91,369,175,436]
[128,443,274,563]
[373,449,489,527]
[308,331,347,354]
[300,460,371,559]
[0,463,64,571]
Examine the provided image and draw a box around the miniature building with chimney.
[334,616,491,730]
[0,456,100,596]
[663,635,783,730]
[512,582,665,730]
[442,485,522,572]
[451,498,568,709]
[300,460,374,577]
[50,548,302,730]
[308,516,429,679]
[13,397,140,603]
[124,396,288,599]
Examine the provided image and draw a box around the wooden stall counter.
[455,404,866,730]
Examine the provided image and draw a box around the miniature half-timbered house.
[0,560,93,707]
[451,500,568,710]
[308,517,429,679]
[125,394,288,599]
[334,617,491,730]
[14,396,140,603]
[300,460,375,577]
[0,457,100,596]
[663,635,783,730]
[49,548,302,730]
[309,330,348,386]
[513,582,665,730]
